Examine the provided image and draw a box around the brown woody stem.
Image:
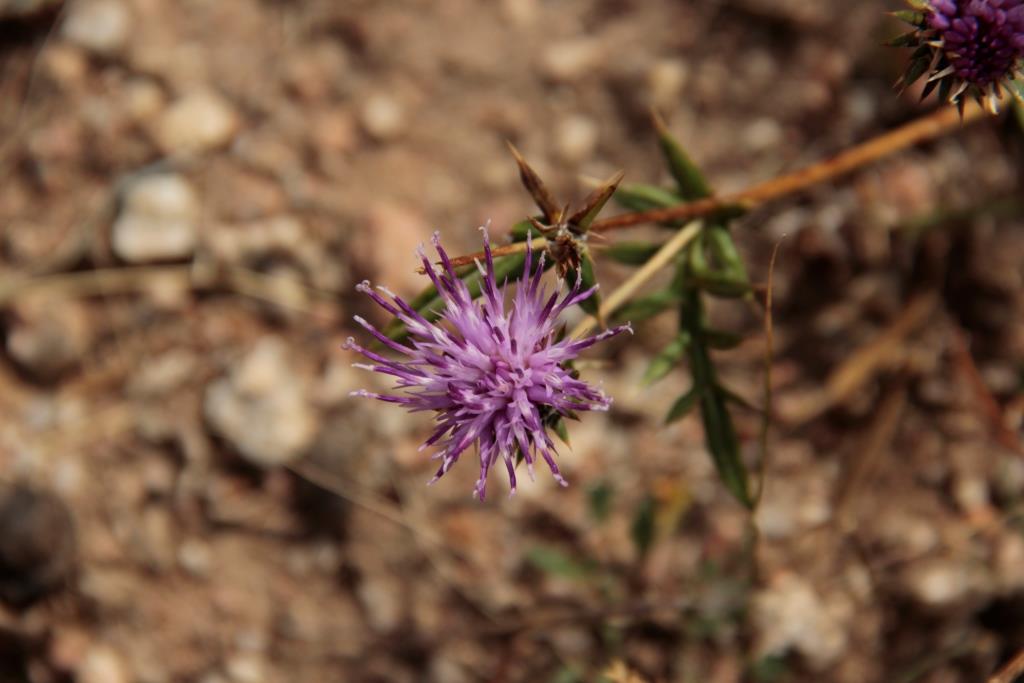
[590,101,990,233]
[417,237,548,273]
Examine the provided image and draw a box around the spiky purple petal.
[348,229,630,499]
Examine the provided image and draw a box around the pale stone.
[155,90,239,155]
[62,0,130,55]
[112,173,198,263]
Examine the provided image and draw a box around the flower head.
[346,229,630,499]
[895,0,1024,113]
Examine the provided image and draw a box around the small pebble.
[5,295,90,381]
[61,0,130,55]
[112,173,199,263]
[177,539,212,578]
[540,39,601,82]
[226,654,265,683]
[360,94,405,142]
[204,338,319,467]
[647,59,689,110]
[79,644,130,683]
[555,114,598,164]
[155,90,239,155]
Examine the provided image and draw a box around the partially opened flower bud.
[895,0,1024,113]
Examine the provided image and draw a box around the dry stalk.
[988,648,1024,683]
[590,101,990,233]
[568,220,702,339]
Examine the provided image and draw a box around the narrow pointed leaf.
[510,217,540,242]
[901,47,933,89]
[688,227,751,298]
[526,546,595,580]
[587,481,614,523]
[702,328,745,350]
[693,274,753,298]
[683,289,751,507]
[717,383,761,412]
[565,250,600,315]
[613,182,684,213]
[631,496,656,558]
[569,170,624,232]
[552,416,571,446]
[643,332,691,385]
[652,112,712,201]
[604,240,662,266]
[885,30,922,47]
[888,9,924,25]
[665,386,699,423]
[706,225,749,281]
[610,290,679,324]
[700,379,751,507]
[1007,80,1024,105]
[507,143,560,223]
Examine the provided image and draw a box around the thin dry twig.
[287,460,442,546]
[590,101,991,233]
[479,595,693,637]
[786,292,937,425]
[988,648,1024,683]
[568,220,702,339]
[835,375,909,531]
[951,326,1024,456]
[287,460,500,624]
[416,237,548,273]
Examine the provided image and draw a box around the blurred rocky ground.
[0,0,1022,681]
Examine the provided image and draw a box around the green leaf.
[630,496,656,558]
[706,225,749,280]
[613,182,684,212]
[569,171,624,232]
[509,217,540,242]
[717,383,760,412]
[700,383,751,507]
[610,290,679,324]
[566,251,600,316]
[702,328,745,350]
[643,332,691,385]
[653,113,713,201]
[604,240,662,266]
[587,481,614,523]
[551,415,571,446]
[885,29,921,47]
[682,289,752,508]
[900,46,933,89]
[748,655,789,683]
[665,387,699,423]
[687,226,751,298]
[550,666,585,683]
[693,275,753,298]
[525,546,594,580]
[888,9,924,25]
[1008,80,1024,106]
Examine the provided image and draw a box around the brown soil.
[0,1,1022,681]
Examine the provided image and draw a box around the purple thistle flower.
[900,0,1024,112]
[345,229,631,500]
